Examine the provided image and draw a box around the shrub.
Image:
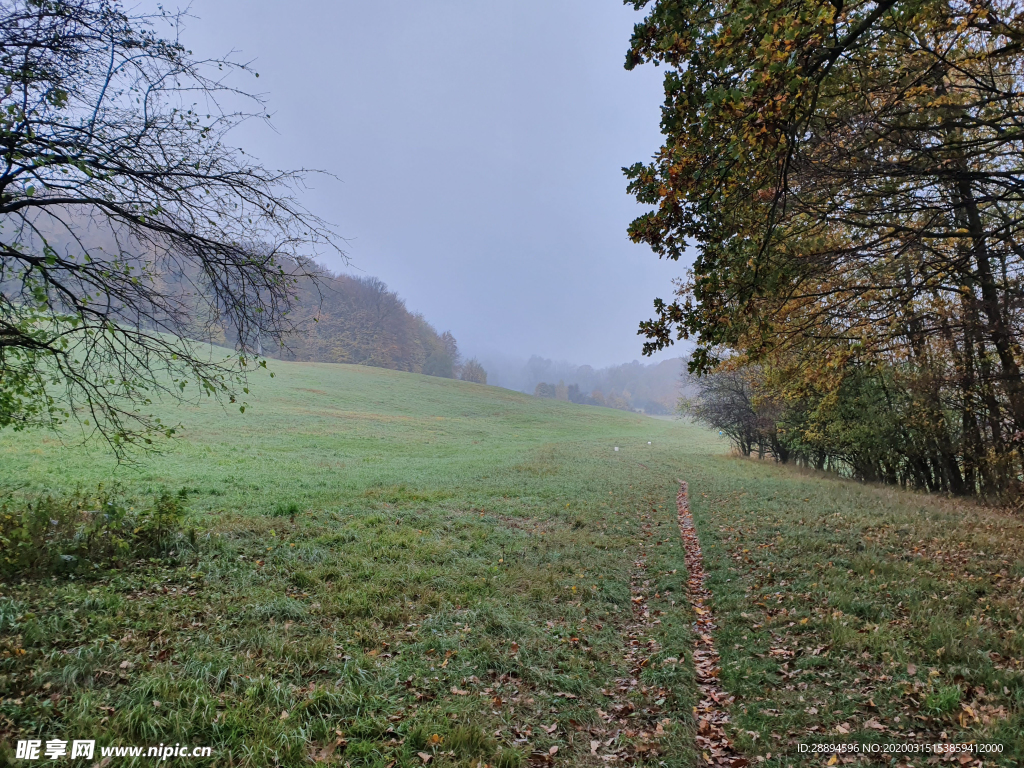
[0,487,191,578]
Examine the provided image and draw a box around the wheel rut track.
[677,482,747,768]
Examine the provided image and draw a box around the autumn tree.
[534,382,556,398]
[460,358,487,385]
[423,330,460,378]
[275,266,461,377]
[0,0,339,453]
[626,0,1024,496]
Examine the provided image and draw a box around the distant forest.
[483,355,689,415]
[255,266,486,384]
[226,265,685,411]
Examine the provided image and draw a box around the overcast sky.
[178,0,689,368]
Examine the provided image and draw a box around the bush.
[0,487,192,578]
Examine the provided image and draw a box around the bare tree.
[685,365,787,461]
[0,1,340,454]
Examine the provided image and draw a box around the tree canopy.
[626,0,1024,496]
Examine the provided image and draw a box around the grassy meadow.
[0,361,1022,767]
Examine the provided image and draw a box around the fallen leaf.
[451,687,469,696]
[590,740,600,755]
[907,663,917,676]
[417,753,432,764]
[312,737,347,763]
[280,710,289,720]
[548,746,558,756]
[543,723,557,734]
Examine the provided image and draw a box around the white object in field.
[614,447,619,452]
[648,441,652,445]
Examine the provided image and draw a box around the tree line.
[628,0,1024,499]
[515,356,683,414]
[263,266,486,384]
[534,380,645,411]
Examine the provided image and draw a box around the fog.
[476,352,694,414]
[174,0,691,369]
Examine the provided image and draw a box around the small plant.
[448,724,496,759]
[494,748,524,768]
[272,502,301,518]
[924,685,962,716]
[406,724,444,752]
[0,487,191,578]
[289,571,318,590]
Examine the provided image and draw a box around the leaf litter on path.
[677,482,748,768]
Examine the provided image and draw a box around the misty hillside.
[275,269,463,377]
[248,266,690,414]
[481,354,692,414]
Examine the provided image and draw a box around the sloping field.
[0,362,1021,767]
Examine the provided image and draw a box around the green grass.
[691,463,1024,766]
[0,363,710,767]
[0,361,1022,766]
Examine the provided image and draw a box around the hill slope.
[1,361,721,512]
[0,361,1021,766]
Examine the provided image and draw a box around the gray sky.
[180,0,687,368]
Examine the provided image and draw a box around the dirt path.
[676,482,747,768]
